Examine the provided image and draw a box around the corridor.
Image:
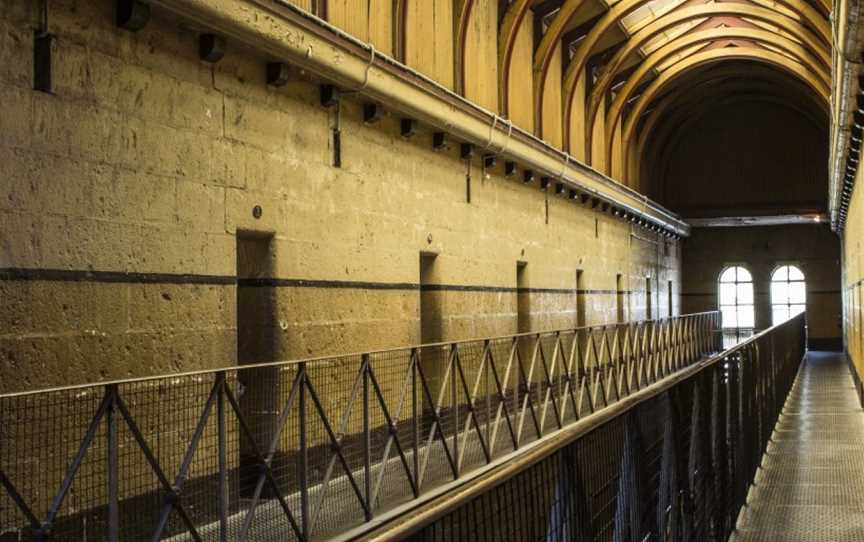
[733,352,864,541]
[2,0,862,540]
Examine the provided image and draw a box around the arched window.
[719,266,755,330]
[771,265,806,324]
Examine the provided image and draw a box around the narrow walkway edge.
[732,351,864,541]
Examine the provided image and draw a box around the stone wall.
[0,0,680,393]
[843,149,864,393]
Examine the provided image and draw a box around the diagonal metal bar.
[414,355,459,485]
[44,388,111,527]
[0,469,40,530]
[223,382,305,542]
[304,374,371,522]
[113,393,204,542]
[150,379,220,542]
[556,332,580,423]
[486,340,519,456]
[515,340,542,444]
[416,347,458,484]
[536,336,563,432]
[369,353,419,503]
[309,362,368,529]
[452,345,491,470]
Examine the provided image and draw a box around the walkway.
[732,351,864,541]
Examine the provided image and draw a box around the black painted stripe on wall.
[0,268,635,295]
[0,267,235,285]
[240,277,417,290]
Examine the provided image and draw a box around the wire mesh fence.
[398,313,806,542]
[0,312,720,541]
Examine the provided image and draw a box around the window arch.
[771,265,806,324]
[718,266,755,330]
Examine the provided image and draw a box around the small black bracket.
[116,0,150,31]
[320,84,340,107]
[199,34,225,63]
[266,62,290,87]
[363,103,382,124]
[400,118,417,138]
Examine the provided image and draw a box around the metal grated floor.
[731,351,864,542]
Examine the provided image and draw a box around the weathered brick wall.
[0,0,680,394]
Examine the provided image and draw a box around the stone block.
[0,83,32,149]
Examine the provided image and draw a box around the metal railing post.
[362,353,372,520]
[217,372,228,542]
[106,384,119,542]
[299,362,309,541]
[412,348,420,492]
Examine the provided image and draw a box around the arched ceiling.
[495,0,831,196]
[636,60,829,217]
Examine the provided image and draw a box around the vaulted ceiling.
[495,0,830,199]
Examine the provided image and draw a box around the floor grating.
[731,351,864,541]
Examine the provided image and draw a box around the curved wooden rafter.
[534,0,640,139]
[583,2,830,162]
[602,28,830,172]
[531,0,590,138]
[498,0,534,116]
[393,0,407,61]
[454,0,476,95]
[527,0,828,150]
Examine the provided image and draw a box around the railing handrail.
[0,310,724,541]
[357,312,806,541]
[0,311,721,398]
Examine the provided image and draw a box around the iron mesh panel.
[0,312,722,541]
[368,349,417,515]
[408,314,804,542]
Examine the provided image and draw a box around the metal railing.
[0,312,720,541]
[373,313,806,542]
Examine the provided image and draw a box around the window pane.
[771,282,788,304]
[790,304,805,317]
[736,267,753,282]
[772,307,789,325]
[722,307,738,329]
[720,268,737,283]
[738,306,755,328]
[737,283,753,304]
[789,282,806,304]
[771,266,788,282]
[788,266,804,281]
[720,283,736,305]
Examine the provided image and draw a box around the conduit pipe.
[149,0,690,237]
[830,0,864,230]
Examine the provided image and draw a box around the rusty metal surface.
[732,351,864,542]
